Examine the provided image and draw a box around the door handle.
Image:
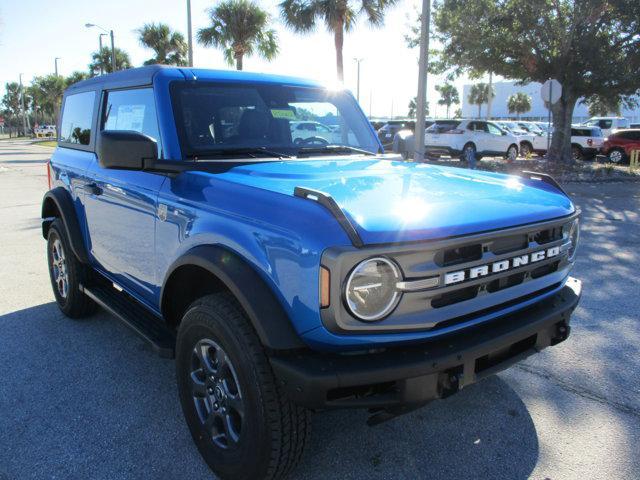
[83,182,102,196]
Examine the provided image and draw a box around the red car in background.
[601,129,640,164]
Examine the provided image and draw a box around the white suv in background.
[424,119,519,162]
[582,117,629,137]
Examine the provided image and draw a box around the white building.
[461,81,640,123]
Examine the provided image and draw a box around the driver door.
[83,87,165,301]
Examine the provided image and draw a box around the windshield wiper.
[296,145,376,157]
[187,147,291,160]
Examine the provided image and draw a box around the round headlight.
[565,218,580,261]
[344,257,401,321]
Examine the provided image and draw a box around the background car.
[582,117,630,137]
[290,120,338,145]
[527,126,603,160]
[601,129,640,164]
[495,121,540,156]
[424,119,519,163]
[377,119,416,147]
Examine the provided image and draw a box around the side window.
[59,91,95,146]
[599,120,612,129]
[487,123,502,135]
[467,121,477,131]
[103,88,160,149]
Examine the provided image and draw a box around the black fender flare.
[161,245,306,351]
[41,187,90,263]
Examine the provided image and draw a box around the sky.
[0,0,474,118]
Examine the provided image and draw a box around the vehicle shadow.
[0,302,539,480]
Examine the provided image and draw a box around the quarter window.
[59,91,95,145]
[103,88,160,148]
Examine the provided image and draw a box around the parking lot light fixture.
[86,23,117,72]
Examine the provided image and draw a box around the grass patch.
[34,140,58,148]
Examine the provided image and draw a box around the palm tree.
[197,0,278,70]
[507,92,532,119]
[137,23,188,66]
[435,83,459,118]
[89,47,132,75]
[468,82,493,118]
[65,71,89,87]
[30,75,66,123]
[280,0,398,82]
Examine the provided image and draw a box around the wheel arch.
[41,187,90,264]
[161,245,306,351]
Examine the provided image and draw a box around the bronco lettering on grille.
[444,246,560,285]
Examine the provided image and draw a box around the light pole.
[86,23,116,72]
[54,57,61,76]
[413,0,431,162]
[187,0,194,67]
[98,33,107,75]
[18,74,29,137]
[353,58,363,103]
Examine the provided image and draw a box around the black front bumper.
[270,278,581,411]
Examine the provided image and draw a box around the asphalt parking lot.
[1,140,639,480]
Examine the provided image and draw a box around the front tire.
[176,293,310,480]
[46,219,96,318]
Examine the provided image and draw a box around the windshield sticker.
[270,108,296,120]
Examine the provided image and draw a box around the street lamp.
[54,57,61,76]
[353,58,363,103]
[187,0,194,67]
[98,33,107,75]
[85,23,116,72]
[18,74,29,137]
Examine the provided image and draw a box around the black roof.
[66,65,177,92]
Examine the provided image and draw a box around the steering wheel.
[295,136,329,147]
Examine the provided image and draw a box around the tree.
[29,75,66,123]
[467,83,493,118]
[137,22,188,66]
[507,92,532,119]
[280,0,397,81]
[408,97,429,118]
[435,83,459,118]
[453,108,463,118]
[1,82,23,118]
[89,47,132,75]
[422,0,640,162]
[65,71,89,87]
[198,0,278,70]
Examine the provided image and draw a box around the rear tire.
[571,145,584,161]
[176,293,311,480]
[608,148,626,164]
[46,219,96,318]
[520,142,533,157]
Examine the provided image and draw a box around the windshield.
[171,82,380,159]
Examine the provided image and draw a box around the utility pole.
[413,0,431,161]
[187,0,194,67]
[486,72,493,119]
[110,30,116,72]
[353,58,363,103]
[99,34,106,75]
[54,57,61,76]
[19,74,28,137]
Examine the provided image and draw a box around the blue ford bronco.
[42,66,581,479]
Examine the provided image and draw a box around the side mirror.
[97,130,158,170]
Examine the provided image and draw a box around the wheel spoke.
[222,413,240,444]
[226,393,244,418]
[190,369,207,397]
[213,347,228,373]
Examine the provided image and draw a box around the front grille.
[431,282,562,332]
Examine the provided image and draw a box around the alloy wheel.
[51,238,68,299]
[190,338,244,449]
[609,150,623,163]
